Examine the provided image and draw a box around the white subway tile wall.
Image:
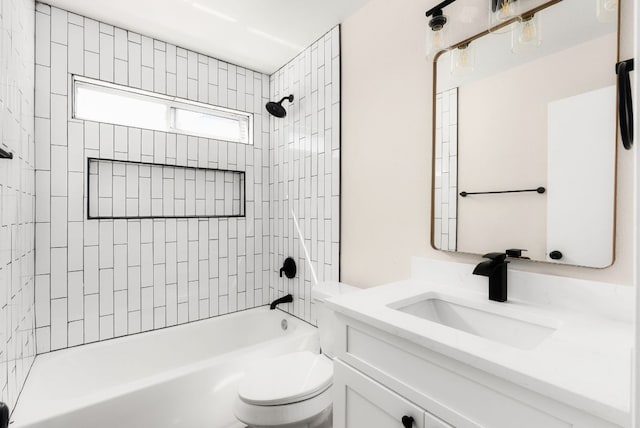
[0,0,36,409]
[35,4,273,352]
[269,27,341,324]
[434,88,458,251]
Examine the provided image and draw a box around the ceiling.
[45,0,371,74]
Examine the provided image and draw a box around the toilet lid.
[238,351,333,406]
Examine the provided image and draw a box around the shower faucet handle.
[279,257,297,279]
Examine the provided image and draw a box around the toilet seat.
[235,351,334,427]
[238,351,333,406]
[235,384,333,427]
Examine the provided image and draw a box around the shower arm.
[278,95,294,104]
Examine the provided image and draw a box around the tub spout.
[270,294,293,310]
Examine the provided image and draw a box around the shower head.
[266,95,294,118]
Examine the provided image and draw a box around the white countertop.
[325,259,633,426]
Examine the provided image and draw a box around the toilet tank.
[312,282,359,358]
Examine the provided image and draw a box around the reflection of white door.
[547,86,616,268]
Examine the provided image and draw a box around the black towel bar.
[460,187,546,197]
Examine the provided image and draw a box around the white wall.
[0,0,36,410]
[341,0,635,287]
[34,3,272,352]
[269,27,341,325]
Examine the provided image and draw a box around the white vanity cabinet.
[331,314,626,428]
[333,360,453,428]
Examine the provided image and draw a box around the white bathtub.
[12,307,319,428]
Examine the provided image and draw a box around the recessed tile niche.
[88,158,245,219]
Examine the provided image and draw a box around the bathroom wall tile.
[68,321,84,347]
[35,11,50,66]
[268,27,341,324]
[51,299,68,350]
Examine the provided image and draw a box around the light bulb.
[519,20,536,43]
[426,25,448,58]
[511,14,541,54]
[450,43,475,76]
[495,0,518,21]
[596,0,618,22]
[488,0,519,34]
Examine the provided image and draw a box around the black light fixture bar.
[426,0,457,17]
[460,187,546,197]
[0,147,13,159]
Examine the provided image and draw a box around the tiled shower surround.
[34,4,340,351]
[0,0,36,409]
[34,4,272,352]
[269,27,341,324]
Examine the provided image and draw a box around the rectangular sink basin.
[390,294,558,350]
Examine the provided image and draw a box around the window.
[73,76,252,144]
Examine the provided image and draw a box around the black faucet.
[270,294,293,310]
[472,252,509,302]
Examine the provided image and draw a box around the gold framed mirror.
[431,0,621,268]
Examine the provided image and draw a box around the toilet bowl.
[234,282,358,428]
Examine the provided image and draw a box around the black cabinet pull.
[402,415,415,428]
[549,250,563,260]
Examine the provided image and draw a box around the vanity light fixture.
[425,0,456,57]
[596,0,618,23]
[511,13,541,54]
[451,42,475,76]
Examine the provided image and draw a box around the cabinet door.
[334,360,453,428]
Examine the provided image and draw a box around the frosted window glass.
[75,84,168,130]
[72,77,252,145]
[174,108,248,143]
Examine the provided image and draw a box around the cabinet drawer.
[334,360,453,428]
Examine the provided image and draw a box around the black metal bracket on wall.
[0,147,13,159]
[616,58,634,150]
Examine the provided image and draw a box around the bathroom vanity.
[328,259,632,428]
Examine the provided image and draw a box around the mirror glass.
[432,0,620,268]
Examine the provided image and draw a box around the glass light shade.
[511,14,542,54]
[450,44,475,76]
[596,0,618,23]
[489,0,520,33]
[425,23,449,58]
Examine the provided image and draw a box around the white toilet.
[234,282,358,428]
